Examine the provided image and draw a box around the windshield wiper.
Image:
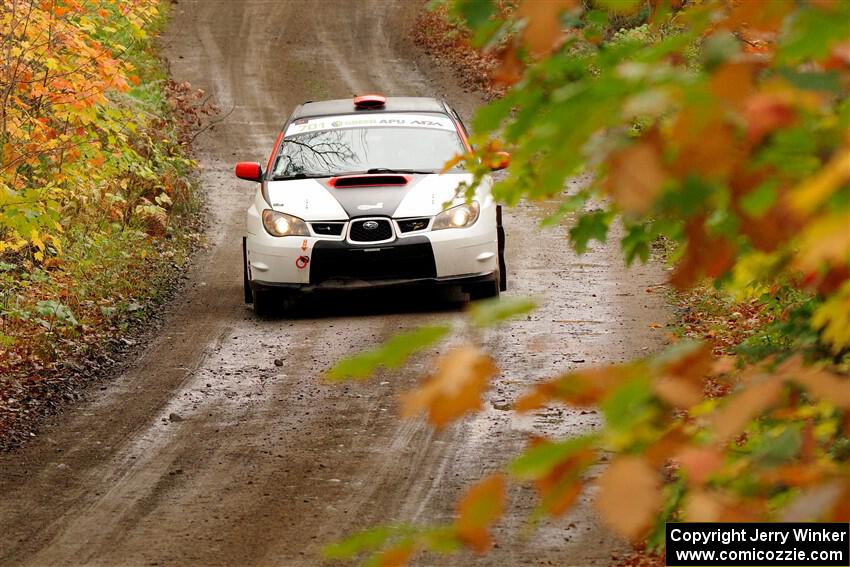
[271,172,334,181]
[365,168,438,175]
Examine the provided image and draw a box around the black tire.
[497,205,507,292]
[468,270,501,301]
[252,286,276,318]
[243,237,253,304]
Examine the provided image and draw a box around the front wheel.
[243,237,253,304]
[252,286,276,318]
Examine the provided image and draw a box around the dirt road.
[0,1,669,565]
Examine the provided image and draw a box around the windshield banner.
[285,113,457,136]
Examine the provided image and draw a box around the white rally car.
[236,95,507,316]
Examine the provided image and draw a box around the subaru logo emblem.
[362,221,379,230]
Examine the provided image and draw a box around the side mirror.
[489,151,511,171]
[235,162,263,182]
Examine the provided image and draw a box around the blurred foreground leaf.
[326,325,451,382]
[468,296,537,327]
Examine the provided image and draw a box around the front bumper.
[252,270,497,293]
[246,217,499,287]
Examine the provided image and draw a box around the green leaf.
[751,425,802,465]
[34,300,78,327]
[778,69,841,93]
[453,0,494,31]
[509,434,598,480]
[326,325,451,382]
[600,377,653,432]
[701,30,741,68]
[594,0,643,15]
[569,210,612,254]
[472,96,514,135]
[621,222,653,265]
[741,181,778,217]
[539,191,588,228]
[323,526,397,559]
[469,296,537,327]
[778,6,850,63]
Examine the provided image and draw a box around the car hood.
[265,173,485,221]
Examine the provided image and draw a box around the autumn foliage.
[1,0,207,442]
[328,0,850,564]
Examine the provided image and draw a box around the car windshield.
[270,127,465,178]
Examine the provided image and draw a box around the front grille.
[397,217,430,233]
[349,218,393,242]
[311,222,345,236]
[310,240,437,284]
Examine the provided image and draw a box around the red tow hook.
[295,255,310,270]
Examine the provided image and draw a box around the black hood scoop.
[329,174,410,188]
[325,174,422,218]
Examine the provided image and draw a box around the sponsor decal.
[357,202,384,211]
[286,113,456,135]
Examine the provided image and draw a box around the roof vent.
[353,94,387,109]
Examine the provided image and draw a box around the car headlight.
[432,201,480,230]
[261,209,309,237]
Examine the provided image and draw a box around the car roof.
[291,96,449,121]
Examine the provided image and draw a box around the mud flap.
[496,205,507,291]
[243,236,253,304]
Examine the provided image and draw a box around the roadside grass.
[0,2,206,445]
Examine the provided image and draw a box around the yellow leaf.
[811,283,850,354]
[30,229,45,252]
[794,213,850,273]
[790,148,850,214]
[594,456,661,540]
[441,153,464,173]
[401,345,497,428]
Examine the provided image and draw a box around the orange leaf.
[605,139,667,214]
[376,543,415,567]
[534,446,594,517]
[401,345,497,428]
[745,93,797,144]
[514,364,635,411]
[725,0,793,32]
[671,109,741,179]
[595,456,662,540]
[781,356,850,409]
[670,218,736,289]
[518,0,577,56]
[456,474,506,553]
[492,46,523,87]
[710,375,783,442]
[644,426,690,467]
[676,447,724,486]
[709,62,755,108]
[652,375,703,408]
[441,153,464,173]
